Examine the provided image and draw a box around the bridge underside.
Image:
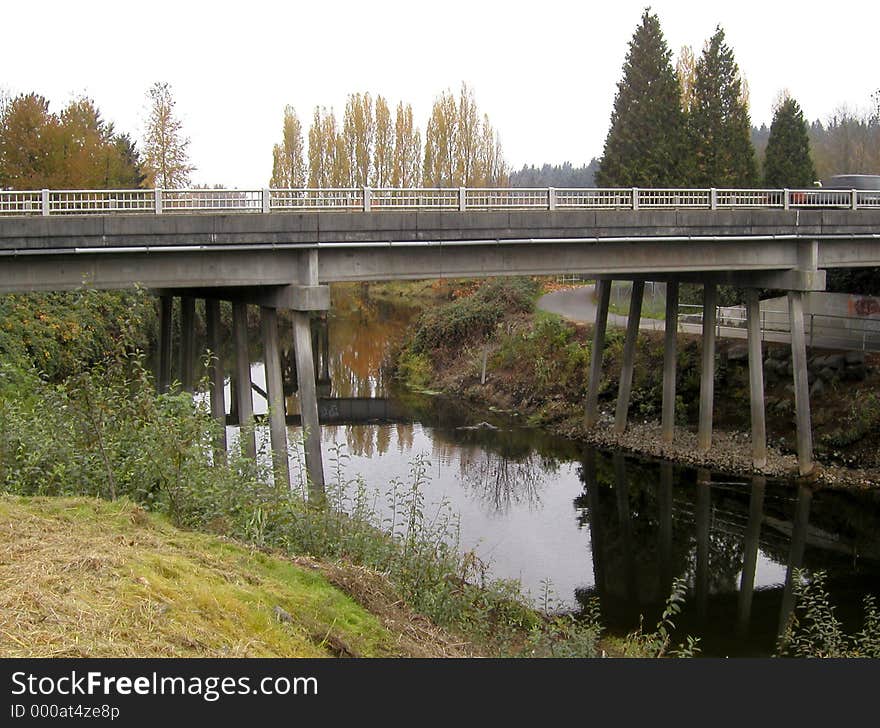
[3,208,877,486]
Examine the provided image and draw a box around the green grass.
[0,495,454,658]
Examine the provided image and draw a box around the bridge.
[3,186,880,491]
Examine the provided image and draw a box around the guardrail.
[0,186,877,216]
[678,304,880,352]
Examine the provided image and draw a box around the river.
[204,286,880,657]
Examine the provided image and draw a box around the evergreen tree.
[763,96,816,187]
[688,27,757,187]
[596,10,687,187]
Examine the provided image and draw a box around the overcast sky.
[2,0,878,188]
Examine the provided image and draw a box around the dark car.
[823,174,880,191]
[790,174,880,208]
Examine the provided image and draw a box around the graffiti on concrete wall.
[849,296,880,317]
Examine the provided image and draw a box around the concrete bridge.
[3,186,880,490]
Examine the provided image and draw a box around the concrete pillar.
[661,281,679,443]
[205,299,227,465]
[698,283,717,452]
[613,280,644,434]
[179,296,196,392]
[738,476,766,636]
[232,302,256,460]
[293,311,325,497]
[261,306,291,489]
[157,295,173,394]
[585,279,611,428]
[745,290,767,469]
[788,291,814,476]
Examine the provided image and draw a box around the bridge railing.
[0,186,876,216]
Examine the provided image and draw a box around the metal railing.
[1,186,878,217]
[678,304,880,352]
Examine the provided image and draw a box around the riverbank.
[0,495,473,657]
[391,278,880,491]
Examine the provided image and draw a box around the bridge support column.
[585,279,611,428]
[232,302,256,460]
[293,311,325,497]
[788,291,814,476]
[205,299,227,465]
[745,290,767,468]
[661,281,679,443]
[614,280,644,434]
[157,295,173,394]
[261,306,291,490]
[179,296,196,392]
[698,283,717,452]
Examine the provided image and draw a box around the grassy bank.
[0,495,466,658]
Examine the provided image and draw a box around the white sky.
[2,0,878,188]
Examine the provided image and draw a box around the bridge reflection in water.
[576,449,880,656]
[198,287,880,657]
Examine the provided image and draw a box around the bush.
[408,277,540,355]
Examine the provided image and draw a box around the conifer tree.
[596,10,688,187]
[763,96,816,187]
[688,27,757,187]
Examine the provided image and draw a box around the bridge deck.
[1,208,879,293]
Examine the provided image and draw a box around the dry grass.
[0,495,476,658]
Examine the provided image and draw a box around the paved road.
[537,284,802,346]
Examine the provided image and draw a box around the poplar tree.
[423,89,457,186]
[392,102,421,187]
[596,10,688,187]
[422,82,507,187]
[142,82,194,189]
[688,27,757,187]
[270,105,306,188]
[308,106,344,187]
[343,92,374,187]
[373,96,394,187]
[763,96,816,187]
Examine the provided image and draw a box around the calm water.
[193,288,880,657]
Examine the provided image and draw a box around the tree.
[308,106,349,187]
[677,45,697,115]
[423,89,458,186]
[763,95,816,187]
[343,92,375,187]
[687,27,757,187]
[270,105,306,188]
[373,96,393,187]
[0,93,63,189]
[596,10,687,187]
[142,82,194,189]
[0,93,145,190]
[392,102,421,187]
[423,82,508,186]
